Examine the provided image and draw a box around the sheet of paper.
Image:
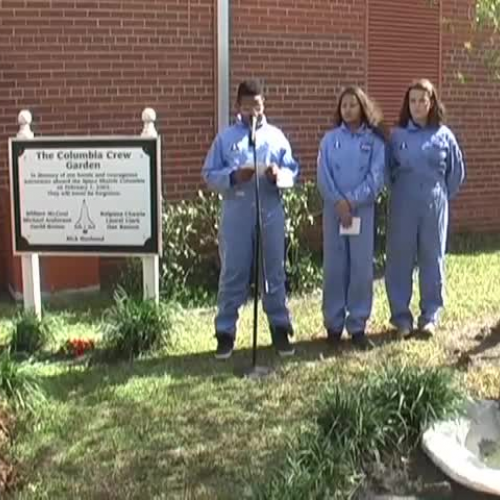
[339,217,361,236]
[276,168,294,189]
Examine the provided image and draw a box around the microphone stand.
[241,115,273,380]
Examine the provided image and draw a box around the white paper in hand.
[339,217,361,236]
[276,168,294,189]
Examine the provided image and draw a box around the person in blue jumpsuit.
[202,79,300,360]
[385,79,466,338]
[317,86,386,349]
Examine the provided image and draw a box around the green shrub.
[10,311,51,355]
[102,289,173,359]
[374,188,388,267]
[253,429,361,500]
[0,351,45,412]
[119,190,221,306]
[317,364,463,459]
[255,364,464,499]
[282,182,323,293]
[118,183,388,304]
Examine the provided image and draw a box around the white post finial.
[140,107,160,304]
[141,107,158,138]
[17,110,34,139]
[16,110,42,318]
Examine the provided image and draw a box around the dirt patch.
[360,320,500,499]
[0,404,14,444]
[444,319,500,370]
[408,448,498,499]
[0,456,17,494]
[363,448,499,499]
[0,402,19,494]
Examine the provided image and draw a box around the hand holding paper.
[265,164,279,183]
[339,217,361,236]
[264,163,294,189]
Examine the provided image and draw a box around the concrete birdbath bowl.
[422,399,500,496]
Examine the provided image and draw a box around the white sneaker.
[397,326,412,339]
[420,322,436,336]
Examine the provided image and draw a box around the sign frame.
[9,136,162,257]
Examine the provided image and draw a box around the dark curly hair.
[236,79,264,104]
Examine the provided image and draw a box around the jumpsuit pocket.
[396,148,413,170]
[359,150,371,177]
[359,156,370,173]
[425,142,448,176]
[430,143,447,161]
[426,138,447,160]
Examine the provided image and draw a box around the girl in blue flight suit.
[317,86,386,349]
[202,79,300,360]
[385,79,465,338]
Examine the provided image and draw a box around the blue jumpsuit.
[385,121,465,330]
[202,116,299,338]
[317,123,385,335]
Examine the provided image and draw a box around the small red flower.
[65,337,95,357]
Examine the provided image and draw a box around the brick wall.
[0,0,215,199]
[441,0,500,232]
[230,0,500,233]
[1,0,499,292]
[230,0,367,180]
[2,1,497,224]
[367,0,440,124]
[0,0,216,291]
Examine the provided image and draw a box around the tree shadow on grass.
[466,319,500,357]
[447,232,500,256]
[39,327,400,403]
[17,388,274,500]
[450,320,500,370]
[0,291,111,327]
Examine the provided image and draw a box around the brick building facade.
[0,0,499,296]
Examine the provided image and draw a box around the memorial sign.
[9,137,161,255]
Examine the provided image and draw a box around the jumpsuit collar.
[340,121,367,135]
[235,114,267,129]
[407,119,429,131]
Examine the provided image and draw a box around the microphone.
[249,114,257,147]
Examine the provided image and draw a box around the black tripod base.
[236,365,274,380]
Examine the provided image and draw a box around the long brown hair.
[398,78,446,127]
[333,86,386,139]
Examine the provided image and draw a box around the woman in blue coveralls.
[385,79,465,338]
[317,86,386,349]
[202,79,300,360]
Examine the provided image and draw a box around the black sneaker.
[270,326,295,357]
[419,321,436,337]
[351,332,374,351]
[214,334,234,360]
[327,329,342,346]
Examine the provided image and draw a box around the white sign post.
[9,109,162,315]
[17,111,42,318]
[140,108,160,304]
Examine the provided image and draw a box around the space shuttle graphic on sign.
[74,199,95,234]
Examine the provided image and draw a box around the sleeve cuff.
[229,171,236,186]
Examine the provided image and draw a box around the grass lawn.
[2,237,500,499]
